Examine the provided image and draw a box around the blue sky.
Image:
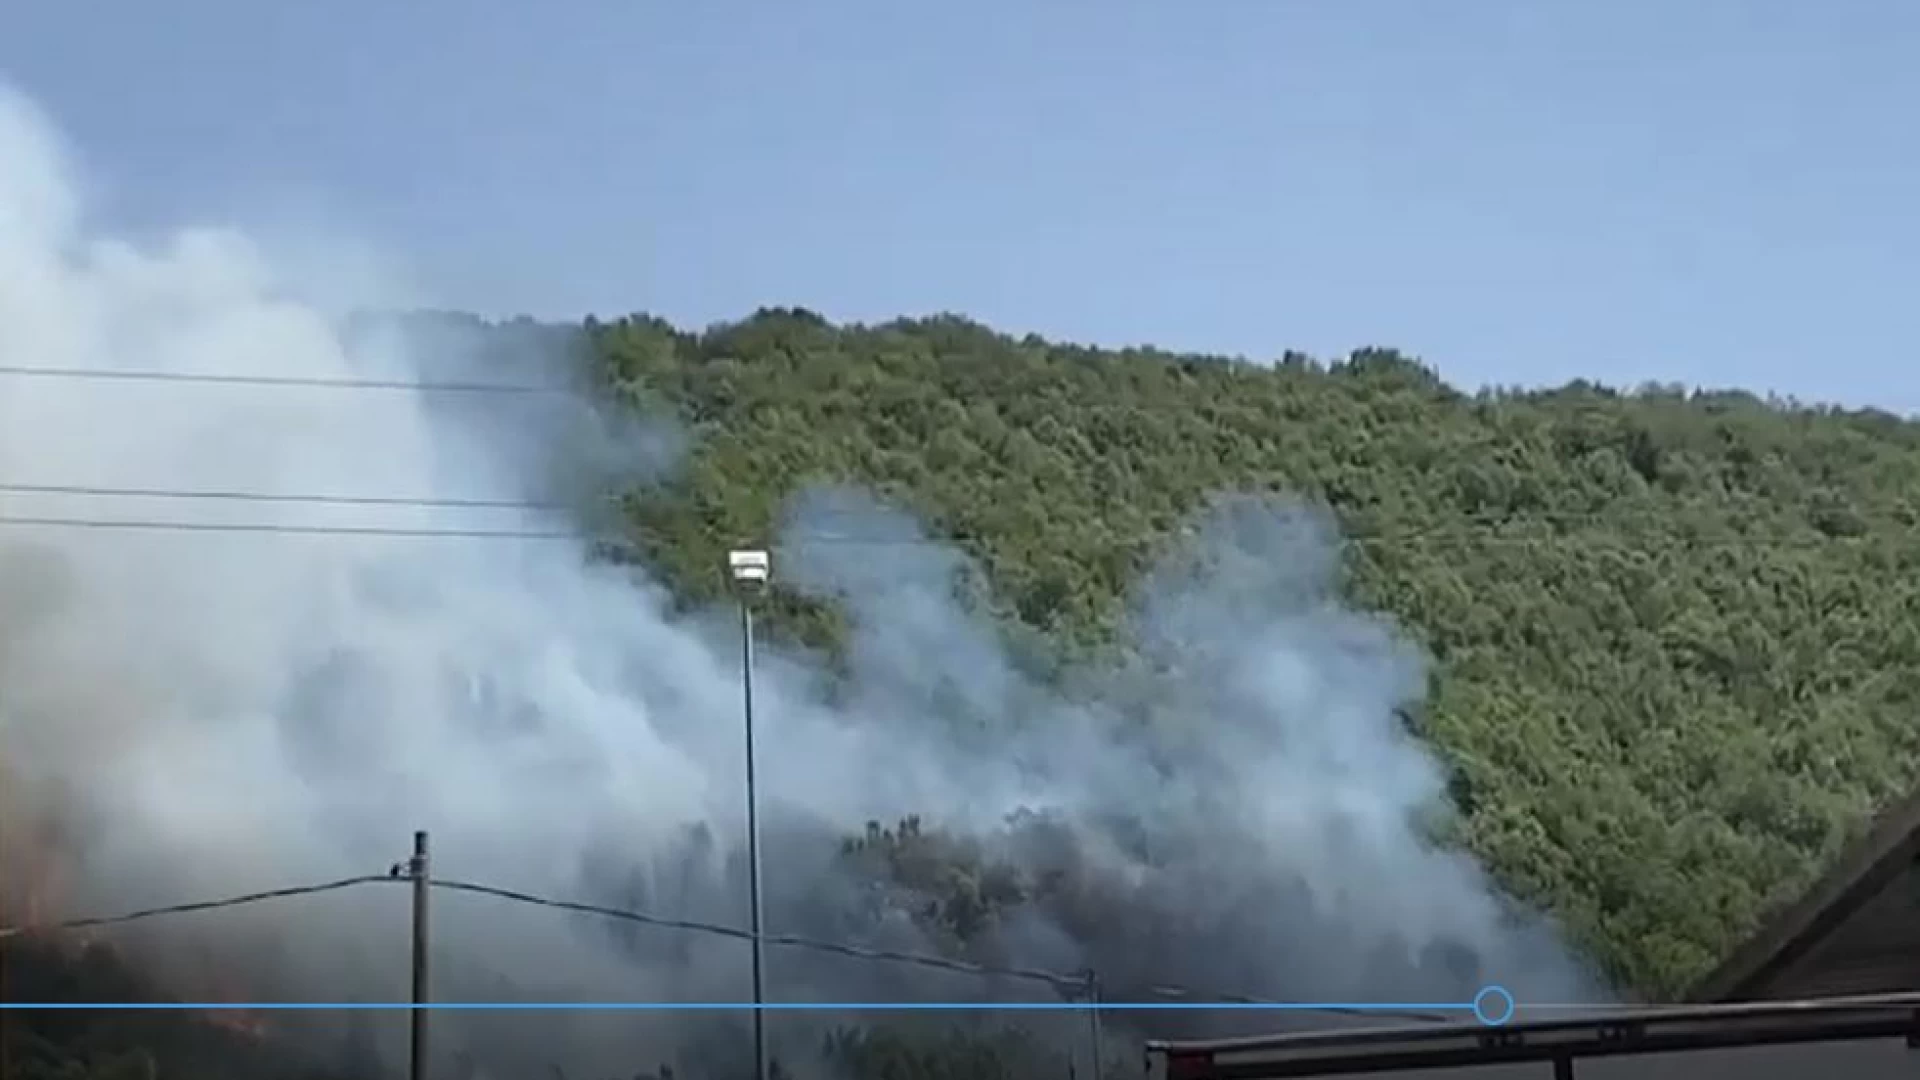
[4,1,1917,410]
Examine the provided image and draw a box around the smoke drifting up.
[0,84,1603,1079]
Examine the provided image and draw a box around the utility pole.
[1084,970,1104,1080]
[728,549,772,1080]
[410,830,431,1080]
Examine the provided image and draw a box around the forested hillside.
[9,308,1920,1079]
[592,308,1920,999]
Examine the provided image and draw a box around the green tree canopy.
[594,310,1920,998]
[13,309,1920,1077]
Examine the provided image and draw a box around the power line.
[0,876,388,940]
[0,364,570,395]
[0,481,558,513]
[0,366,1902,535]
[0,361,1906,547]
[0,491,1631,533]
[430,878,1088,994]
[0,462,1894,547]
[0,514,574,540]
[0,871,1448,1023]
[0,875,1091,993]
[0,513,952,544]
[0,510,1892,550]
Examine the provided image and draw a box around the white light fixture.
[729,548,771,587]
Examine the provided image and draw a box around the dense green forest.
[10,308,1920,1076]
[594,309,1920,1001]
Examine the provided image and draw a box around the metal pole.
[741,601,769,1080]
[410,830,431,1080]
[1084,971,1104,1080]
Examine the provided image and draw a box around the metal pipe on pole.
[410,830,431,1080]
[729,549,773,1080]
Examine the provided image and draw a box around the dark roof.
[1145,995,1920,1079]
[1689,782,1920,1002]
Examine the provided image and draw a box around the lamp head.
[728,549,771,591]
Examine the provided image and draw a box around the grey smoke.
[0,84,1604,1080]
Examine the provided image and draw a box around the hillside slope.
[10,309,1919,1079]
[592,308,1920,999]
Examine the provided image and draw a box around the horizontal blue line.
[0,1002,1476,1012]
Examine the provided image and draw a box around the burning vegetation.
[1,802,70,937]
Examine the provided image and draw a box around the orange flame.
[1,811,67,933]
[201,1004,270,1040]
[186,948,274,1040]
[1,788,261,1036]
[0,805,118,974]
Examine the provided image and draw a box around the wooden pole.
[410,830,431,1080]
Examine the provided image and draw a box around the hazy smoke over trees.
[0,84,1602,1078]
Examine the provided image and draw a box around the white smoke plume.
[0,84,1604,1079]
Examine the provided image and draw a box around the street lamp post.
[728,548,772,1080]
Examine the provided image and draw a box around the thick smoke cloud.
[0,85,1603,1079]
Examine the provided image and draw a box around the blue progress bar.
[1,985,1517,1026]
[0,1002,1475,1013]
